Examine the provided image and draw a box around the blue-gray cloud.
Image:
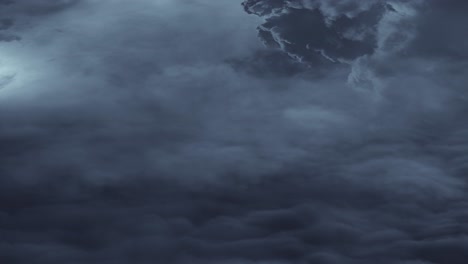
[1,1,468,263]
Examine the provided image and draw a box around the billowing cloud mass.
[242,0,464,91]
[1,0,468,263]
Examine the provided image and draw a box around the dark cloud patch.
[406,1,468,61]
[242,0,387,64]
[0,18,13,30]
[0,0,81,43]
[0,0,13,5]
[0,0,81,16]
[242,0,468,90]
[0,12,18,42]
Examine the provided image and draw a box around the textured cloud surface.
[1,0,468,263]
[242,0,460,91]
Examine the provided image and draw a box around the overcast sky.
[1,1,468,263]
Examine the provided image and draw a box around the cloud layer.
[1,0,468,263]
[242,0,466,92]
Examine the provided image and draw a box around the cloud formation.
[1,0,468,263]
[242,0,465,92]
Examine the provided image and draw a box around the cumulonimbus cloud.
[242,0,427,91]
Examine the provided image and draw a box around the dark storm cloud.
[0,6,18,42]
[242,0,386,63]
[1,0,468,263]
[242,0,468,90]
[408,1,468,61]
[0,0,81,42]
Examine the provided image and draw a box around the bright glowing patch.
[0,41,53,101]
